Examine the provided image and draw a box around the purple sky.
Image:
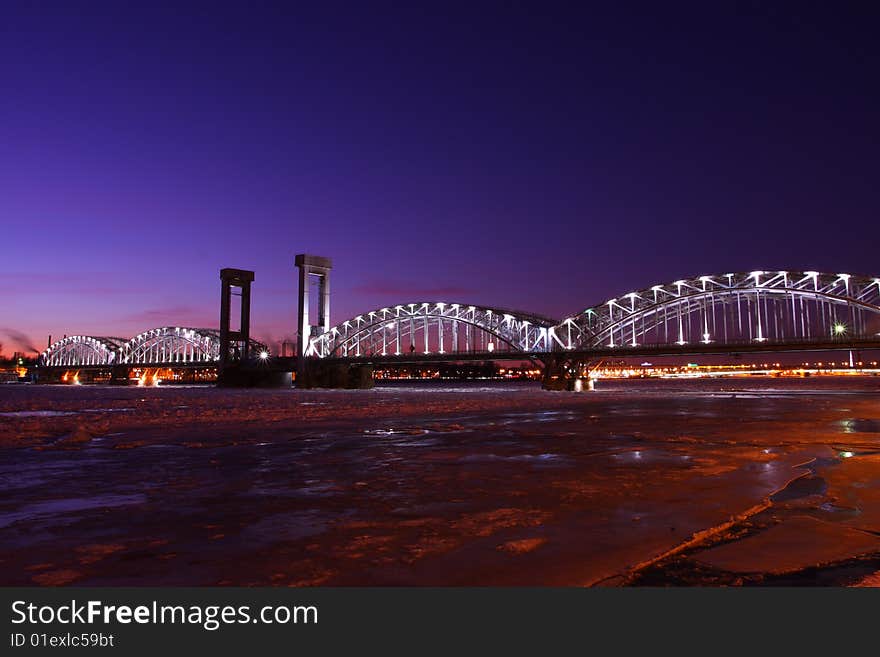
[2,3,879,353]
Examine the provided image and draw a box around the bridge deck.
[295,336,880,367]
[35,337,880,372]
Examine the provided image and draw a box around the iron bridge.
[39,327,267,368]
[40,270,880,369]
[306,270,880,360]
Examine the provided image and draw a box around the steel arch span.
[41,327,268,367]
[40,336,128,367]
[120,327,268,365]
[119,327,228,364]
[306,302,559,358]
[555,271,880,351]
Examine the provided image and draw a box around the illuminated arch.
[119,327,268,364]
[306,302,559,357]
[120,327,223,364]
[40,327,269,367]
[554,271,880,350]
[40,336,126,367]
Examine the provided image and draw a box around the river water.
[1,377,879,585]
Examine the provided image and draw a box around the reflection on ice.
[839,419,880,434]
[0,410,77,417]
[363,428,426,436]
[460,452,565,464]
[0,494,146,529]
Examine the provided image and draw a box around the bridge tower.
[295,254,332,371]
[219,268,255,371]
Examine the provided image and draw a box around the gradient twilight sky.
[2,3,879,353]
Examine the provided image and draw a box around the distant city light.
[259,350,269,360]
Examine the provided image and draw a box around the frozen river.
[2,377,880,586]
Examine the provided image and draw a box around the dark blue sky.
[3,2,879,351]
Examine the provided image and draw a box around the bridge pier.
[217,267,291,387]
[35,367,64,384]
[297,359,373,389]
[110,365,131,385]
[540,355,582,390]
[540,355,592,391]
[219,268,255,372]
[217,366,292,388]
[295,254,332,381]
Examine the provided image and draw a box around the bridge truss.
[40,327,267,368]
[309,271,880,359]
[39,336,128,367]
[556,271,880,351]
[305,302,558,358]
[119,327,226,364]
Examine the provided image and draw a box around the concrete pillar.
[295,254,332,377]
[219,268,255,373]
